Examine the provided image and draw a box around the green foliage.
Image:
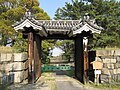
[55,0,120,50]
[56,40,74,62]
[42,40,56,64]
[0,0,52,65]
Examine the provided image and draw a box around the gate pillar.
[28,29,42,83]
[33,34,42,82]
[74,35,89,84]
[74,35,84,83]
[28,31,34,83]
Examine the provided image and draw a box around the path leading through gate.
[13,11,103,84]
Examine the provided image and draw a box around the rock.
[12,61,27,71]
[115,63,120,68]
[102,68,110,75]
[14,53,28,62]
[12,71,24,83]
[106,64,115,69]
[0,53,7,62]
[23,69,28,80]
[115,50,120,56]
[116,68,120,74]
[103,58,116,63]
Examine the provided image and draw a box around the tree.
[54,0,120,50]
[56,40,74,62]
[0,0,54,64]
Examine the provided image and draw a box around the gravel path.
[9,71,102,90]
[56,81,86,90]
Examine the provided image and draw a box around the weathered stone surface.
[102,68,110,75]
[13,62,26,71]
[96,50,120,56]
[7,53,14,61]
[101,74,109,83]
[14,53,28,62]
[0,63,14,72]
[12,71,24,83]
[0,53,7,62]
[103,58,116,63]
[23,69,28,80]
[95,57,102,61]
[25,60,29,69]
[109,69,117,74]
[96,50,111,56]
[106,64,115,69]
[116,57,120,63]
[114,50,120,56]
[0,60,28,71]
[116,68,120,74]
[103,63,107,68]
[115,63,120,68]
[0,53,14,62]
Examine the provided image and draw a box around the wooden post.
[74,35,84,83]
[28,31,34,83]
[33,34,42,82]
[83,37,89,84]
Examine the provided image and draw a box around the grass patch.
[50,81,57,90]
[67,70,74,77]
[0,46,13,53]
[91,47,120,51]
[0,84,10,90]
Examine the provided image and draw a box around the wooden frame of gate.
[13,11,103,84]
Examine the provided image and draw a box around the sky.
[39,0,72,19]
[39,0,120,56]
[39,0,72,56]
[39,0,120,19]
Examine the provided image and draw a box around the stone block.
[116,68,120,74]
[95,57,102,61]
[0,53,14,62]
[12,71,24,83]
[103,63,107,68]
[102,68,110,75]
[14,53,28,62]
[96,50,111,56]
[0,63,14,72]
[0,53,7,62]
[101,74,109,83]
[96,50,120,56]
[103,58,116,63]
[115,63,120,68]
[0,72,14,84]
[106,64,115,69]
[13,61,28,71]
[0,60,28,73]
[114,50,120,56]
[25,60,29,69]
[22,79,28,84]
[23,69,28,80]
[109,69,117,74]
[6,53,14,62]
[116,57,120,63]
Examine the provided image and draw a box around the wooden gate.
[33,34,41,82]
[28,30,41,83]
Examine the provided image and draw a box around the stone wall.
[89,50,120,83]
[0,53,28,84]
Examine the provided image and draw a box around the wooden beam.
[33,34,42,82]
[83,37,89,84]
[74,35,84,83]
[28,31,34,83]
